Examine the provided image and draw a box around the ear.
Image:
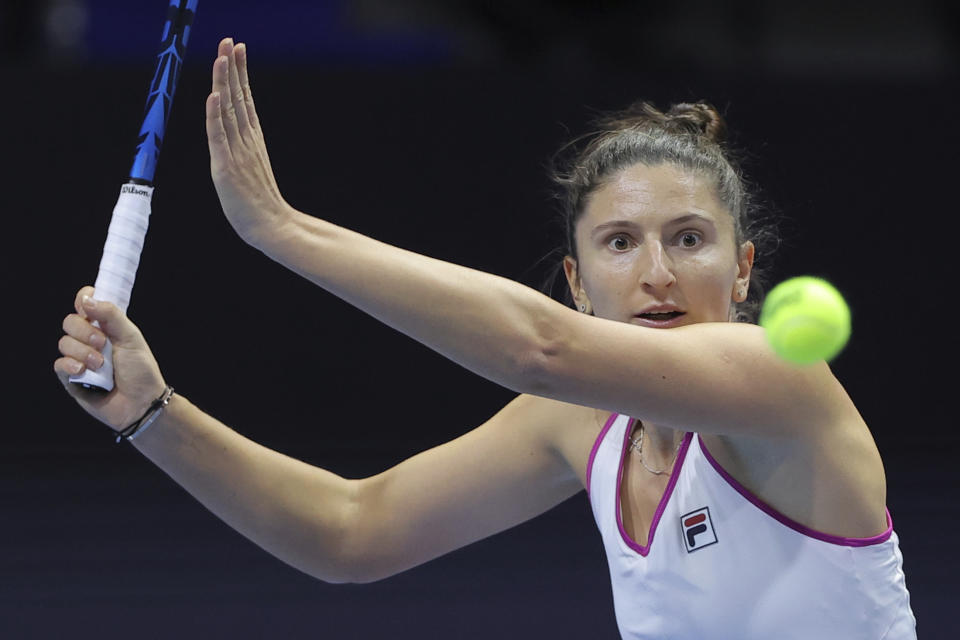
[563,255,592,313]
[732,241,755,302]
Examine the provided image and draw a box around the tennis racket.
[71,0,199,391]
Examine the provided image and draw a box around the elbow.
[340,566,395,585]
[513,302,570,398]
[303,546,367,586]
[318,536,394,585]
[318,550,397,586]
[309,559,384,585]
[278,547,359,585]
[514,342,556,398]
[312,477,397,585]
[304,480,378,585]
[313,567,382,585]
[312,572,355,586]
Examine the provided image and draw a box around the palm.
[77,342,164,429]
[206,39,291,249]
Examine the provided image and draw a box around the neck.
[638,421,684,464]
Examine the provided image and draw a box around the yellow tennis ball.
[759,276,851,365]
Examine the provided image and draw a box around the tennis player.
[55,38,917,638]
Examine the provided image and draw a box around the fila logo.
[681,507,718,553]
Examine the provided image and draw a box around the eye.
[607,234,632,251]
[678,231,702,248]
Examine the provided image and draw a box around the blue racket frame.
[130,0,200,185]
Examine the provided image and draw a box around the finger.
[53,357,104,405]
[206,92,233,168]
[54,356,94,405]
[213,53,241,151]
[216,37,234,74]
[211,37,234,135]
[226,44,251,134]
[58,334,105,371]
[234,43,262,132]
[74,285,95,318]
[80,296,141,347]
[55,355,86,378]
[63,313,107,349]
[234,42,278,180]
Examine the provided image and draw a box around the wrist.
[120,377,169,430]
[245,202,302,253]
[127,391,189,451]
[117,385,175,443]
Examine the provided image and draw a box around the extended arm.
[252,211,846,436]
[56,288,583,584]
[209,40,854,439]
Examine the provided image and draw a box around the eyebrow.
[590,213,715,238]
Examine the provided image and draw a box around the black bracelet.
[116,386,175,443]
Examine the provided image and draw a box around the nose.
[638,241,677,290]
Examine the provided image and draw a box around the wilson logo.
[121,185,152,197]
[681,507,718,553]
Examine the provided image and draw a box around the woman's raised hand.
[207,38,294,249]
[54,286,167,433]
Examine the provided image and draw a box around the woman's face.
[564,162,754,327]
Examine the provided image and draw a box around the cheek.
[580,257,634,305]
[582,249,633,279]
[678,251,737,294]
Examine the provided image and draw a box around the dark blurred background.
[2,0,957,637]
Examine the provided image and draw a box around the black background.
[2,1,957,637]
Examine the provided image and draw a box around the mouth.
[632,311,687,327]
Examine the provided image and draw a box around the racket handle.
[70,183,154,391]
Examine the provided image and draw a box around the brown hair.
[542,100,779,323]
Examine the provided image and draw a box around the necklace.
[628,421,682,476]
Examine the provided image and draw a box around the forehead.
[581,163,730,230]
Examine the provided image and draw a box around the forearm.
[258,209,559,391]
[130,392,359,584]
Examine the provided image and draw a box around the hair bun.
[594,100,727,144]
[666,102,727,144]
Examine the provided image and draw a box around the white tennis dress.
[586,413,917,639]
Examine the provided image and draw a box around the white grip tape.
[69,183,154,391]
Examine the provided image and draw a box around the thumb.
[81,296,141,347]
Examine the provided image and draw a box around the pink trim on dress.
[696,433,893,547]
[586,412,619,497]
[615,420,694,557]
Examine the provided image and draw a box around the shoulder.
[700,410,888,537]
[505,393,607,439]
